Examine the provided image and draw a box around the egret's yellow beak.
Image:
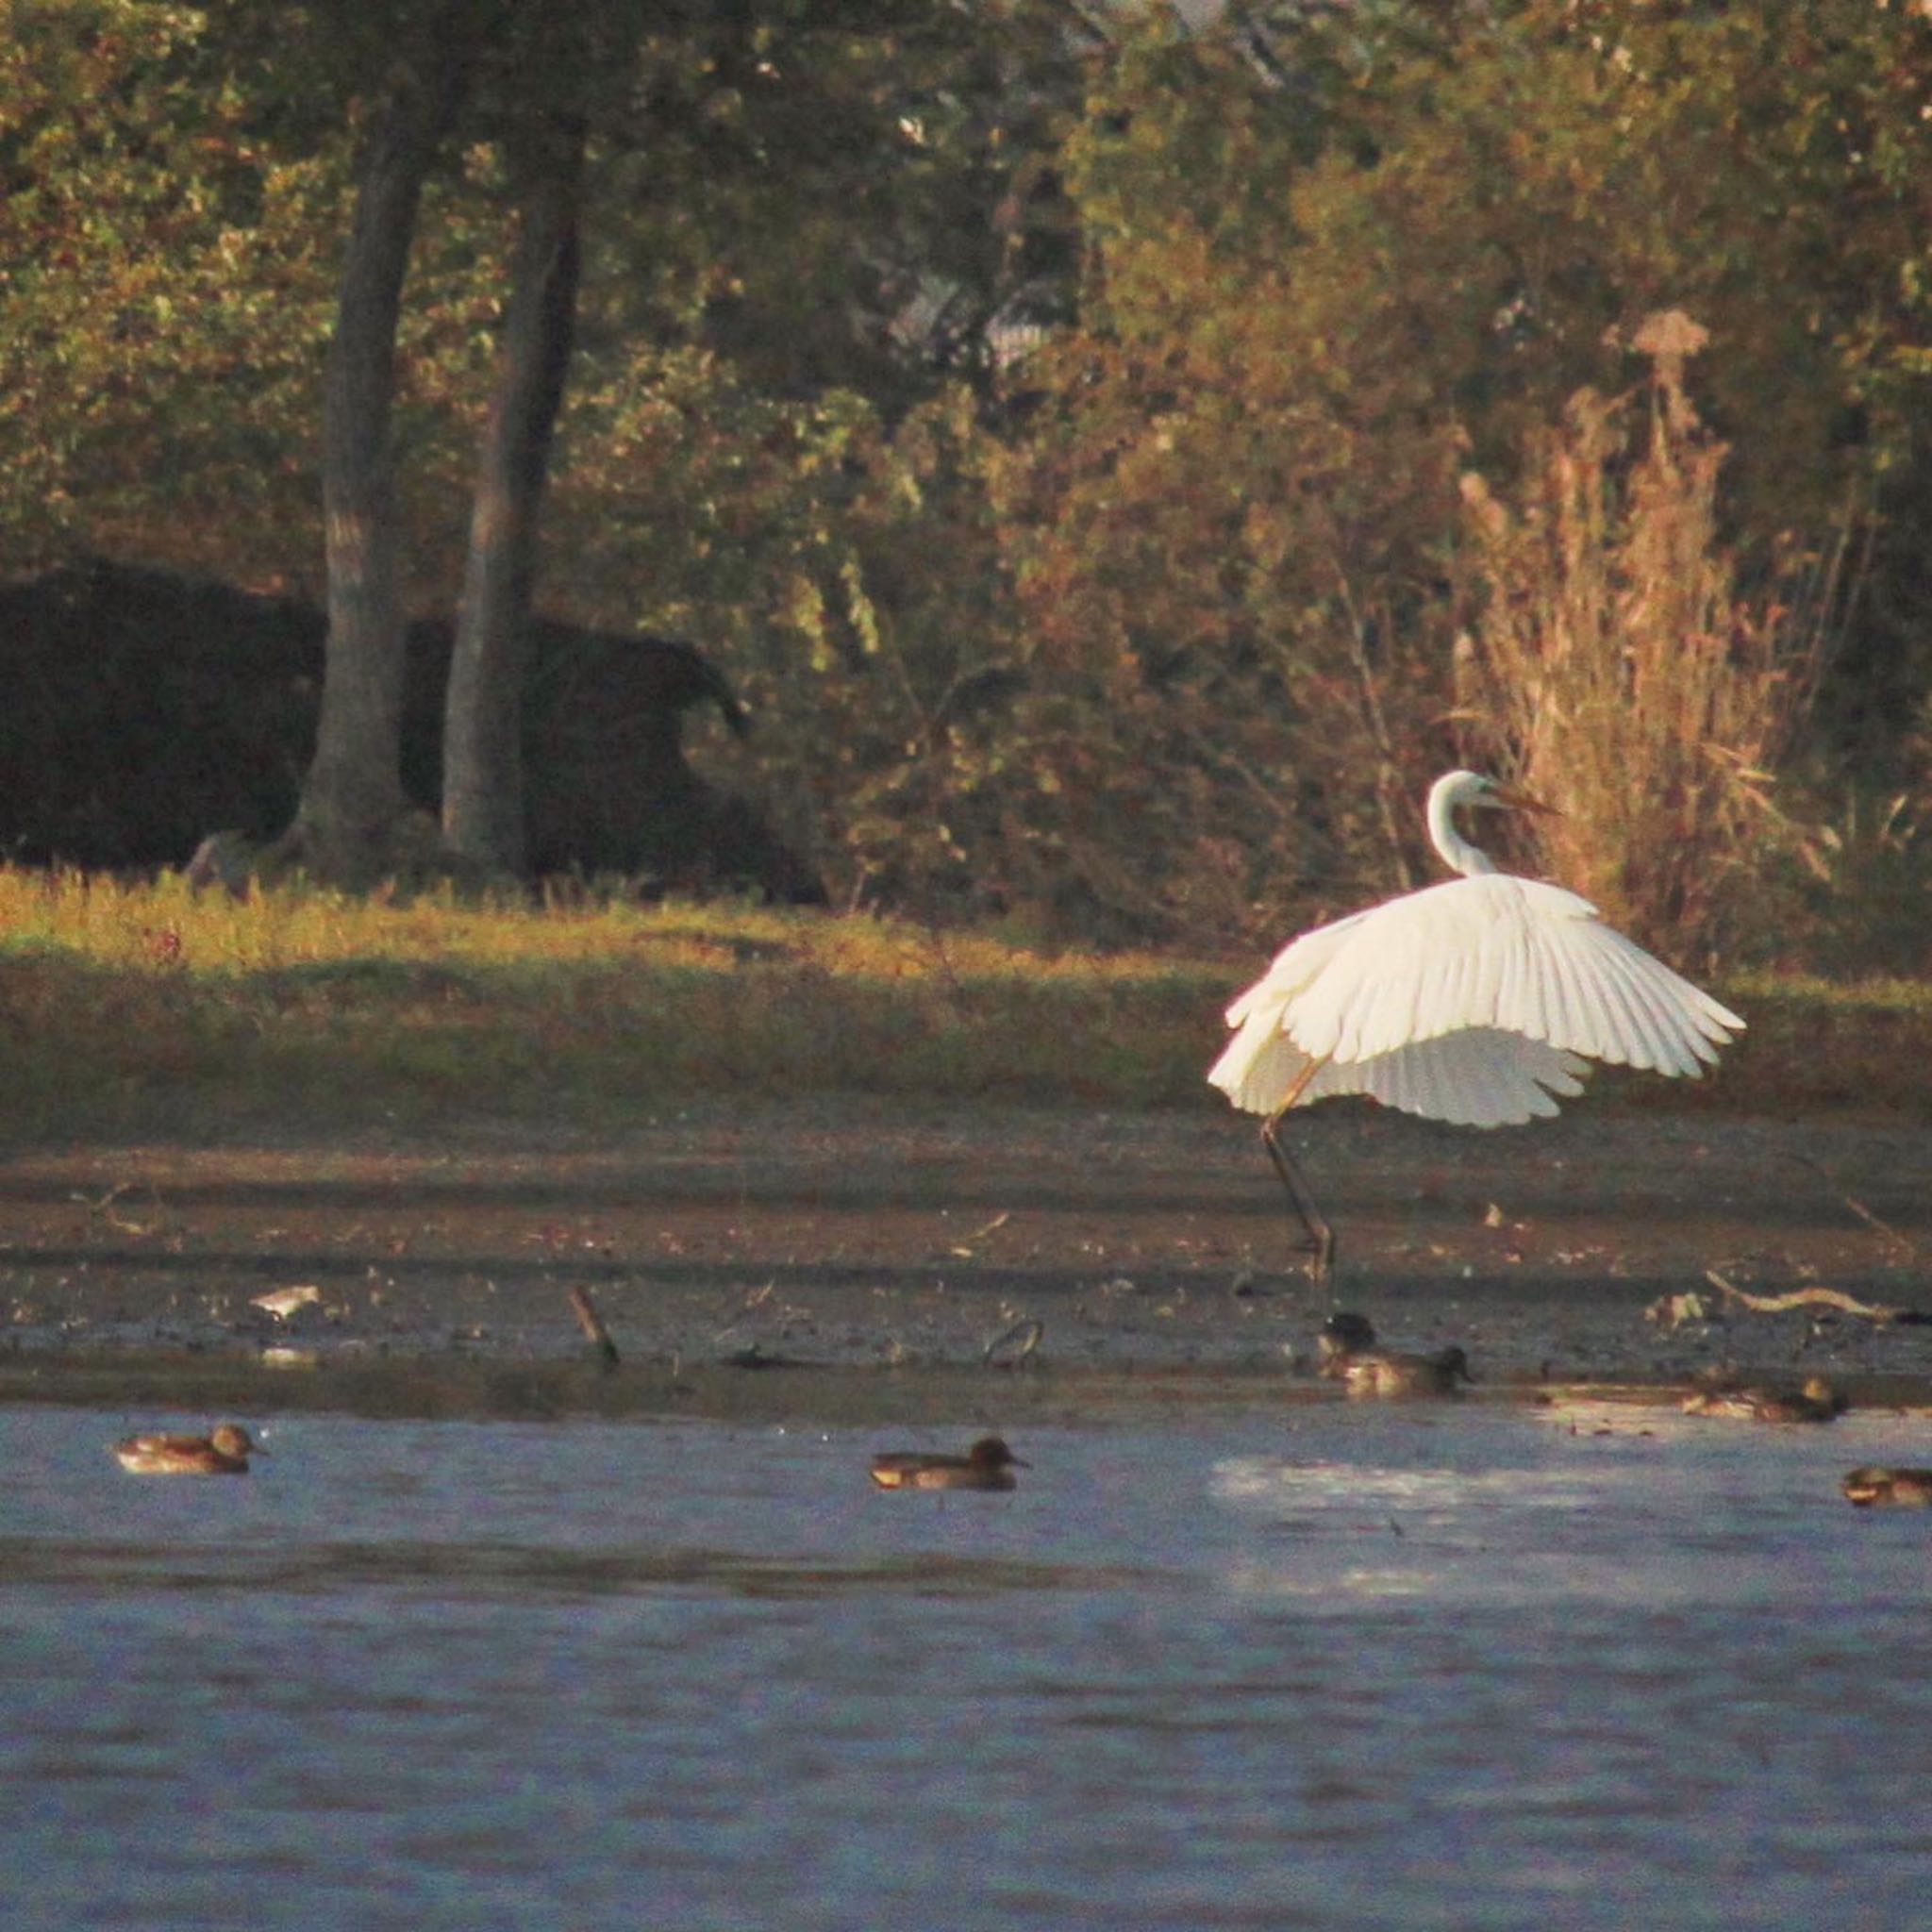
[1490,782,1559,818]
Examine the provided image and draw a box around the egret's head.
[1436,770,1557,818]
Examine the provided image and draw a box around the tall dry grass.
[1454,311,1855,960]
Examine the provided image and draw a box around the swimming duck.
[1341,1346,1474,1400]
[1315,1310,1379,1376]
[111,1423,265,1475]
[869,1435,1027,1491]
[1841,1466,1932,1508]
[1680,1376,1846,1424]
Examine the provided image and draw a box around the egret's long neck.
[1426,777,1497,878]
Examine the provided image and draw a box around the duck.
[1680,1376,1846,1424]
[869,1435,1027,1491]
[1341,1345,1474,1400]
[111,1423,266,1475]
[1315,1310,1379,1376]
[1841,1466,1932,1508]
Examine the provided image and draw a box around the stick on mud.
[1704,1269,1929,1326]
[568,1286,621,1369]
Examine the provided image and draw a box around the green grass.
[0,867,1924,1142]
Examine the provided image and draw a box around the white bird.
[1208,769,1743,1289]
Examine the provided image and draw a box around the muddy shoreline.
[5,1101,1929,1422]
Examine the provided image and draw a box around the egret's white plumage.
[1209,769,1743,1283]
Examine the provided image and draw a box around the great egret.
[1208,768,1743,1290]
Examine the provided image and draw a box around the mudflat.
[3,1101,1928,1421]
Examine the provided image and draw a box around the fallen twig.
[1784,1154,1921,1262]
[568,1285,621,1370]
[75,1182,164,1237]
[1704,1269,1930,1326]
[1836,1193,1920,1261]
[948,1209,1013,1257]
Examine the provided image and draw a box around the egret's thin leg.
[1256,1057,1335,1298]
[1260,1115,1336,1295]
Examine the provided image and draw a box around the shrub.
[1454,312,1857,961]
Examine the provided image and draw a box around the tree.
[3,3,1092,902]
[964,12,1467,939]
[283,22,473,884]
[283,1,1055,887]
[964,0,1932,945]
[441,113,585,874]
[21,1,1927,949]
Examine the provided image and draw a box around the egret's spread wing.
[1208,873,1741,1125]
[1210,1013,1591,1127]
[1208,907,1380,1112]
[1276,874,1740,1073]
[1221,907,1378,1030]
[1300,1027,1591,1127]
[1207,1006,1319,1116]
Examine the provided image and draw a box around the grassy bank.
[0,867,1925,1141]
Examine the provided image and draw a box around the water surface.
[5,1400,1929,1929]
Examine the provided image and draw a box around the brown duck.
[1681,1377,1846,1424]
[869,1435,1028,1491]
[1341,1346,1474,1400]
[1842,1466,1932,1507]
[112,1423,266,1475]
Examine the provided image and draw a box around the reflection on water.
[5,1401,1931,1931]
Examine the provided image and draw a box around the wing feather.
[1597,934,1689,1071]
[1301,1027,1591,1126]
[1208,870,1740,1127]
[1581,937,1666,1070]
[1538,910,1600,1057]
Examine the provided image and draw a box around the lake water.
[5,1397,1930,1930]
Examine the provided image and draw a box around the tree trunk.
[284,40,467,884]
[441,115,585,874]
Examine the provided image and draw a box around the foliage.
[1455,315,1848,959]
[0,4,322,573]
[5,2,1932,964]
[973,17,1468,941]
[546,357,1019,915]
[0,2,514,590]
[965,0,1932,950]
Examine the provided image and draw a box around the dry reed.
[1454,310,1854,959]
